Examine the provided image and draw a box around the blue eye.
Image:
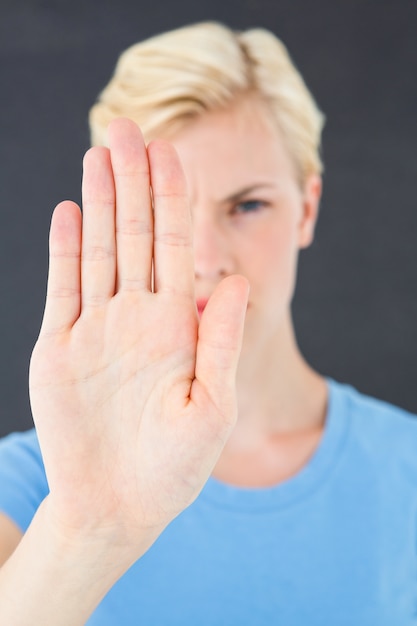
[234,200,267,214]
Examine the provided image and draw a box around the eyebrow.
[222,183,276,204]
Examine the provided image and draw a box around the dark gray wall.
[1,0,416,437]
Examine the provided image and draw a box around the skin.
[170,98,327,486]
[0,101,327,622]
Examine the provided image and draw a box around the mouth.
[196,298,251,317]
[196,299,209,316]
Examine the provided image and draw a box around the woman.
[0,22,416,625]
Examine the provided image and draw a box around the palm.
[29,119,248,541]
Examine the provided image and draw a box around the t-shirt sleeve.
[0,429,49,532]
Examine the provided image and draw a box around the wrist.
[0,497,164,625]
[39,495,164,577]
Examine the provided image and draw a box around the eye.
[232,199,268,215]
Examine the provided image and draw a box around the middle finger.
[108,118,154,293]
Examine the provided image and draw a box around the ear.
[298,174,322,249]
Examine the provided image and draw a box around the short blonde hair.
[89,21,325,184]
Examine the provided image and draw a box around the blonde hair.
[89,21,325,184]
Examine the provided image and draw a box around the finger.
[81,147,116,308]
[148,140,193,296]
[108,118,153,292]
[40,201,82,336]
[193,275,249,420]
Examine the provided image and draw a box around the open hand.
[29,119,248,558]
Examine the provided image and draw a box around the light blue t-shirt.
[1,379,417,624]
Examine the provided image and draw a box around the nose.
[192,213,234,280]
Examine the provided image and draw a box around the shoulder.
[0,429,43,474]
[328,379,417,474]
[329,378,417,431]
[0,427,42,453]
[0,429,48,531]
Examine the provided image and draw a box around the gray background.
[1,0,416,437]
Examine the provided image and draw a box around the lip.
[196,298,250,316]
[196,298,209,316]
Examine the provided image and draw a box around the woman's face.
[169,98,321,351]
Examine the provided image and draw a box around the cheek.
[262,220,298,270]
[247,223,300,301]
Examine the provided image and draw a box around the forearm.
[0,497,161,625]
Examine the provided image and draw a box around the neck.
[212,312,328,487]
[235,312,327,438]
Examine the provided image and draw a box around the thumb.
[193,275,249,417]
